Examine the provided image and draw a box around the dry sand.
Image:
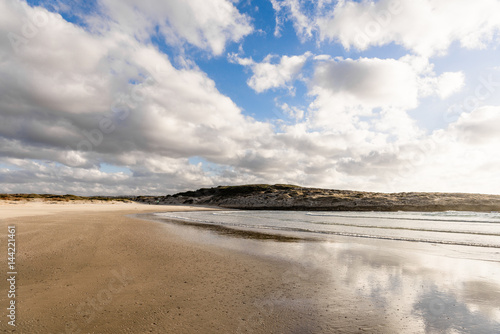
[0,200,212,219]
[0,202,345,333]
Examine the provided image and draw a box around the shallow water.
[156,210,500,249]
[151,210,500,333]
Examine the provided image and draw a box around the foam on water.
[156,210,500,249]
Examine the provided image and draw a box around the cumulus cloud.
[312,56,419,109]
[270,55,475,190]
[280,103,305,120]
[286,105,500,194]
[89,0,253,56]
[400,56,465,99]
[309,56,467,131]
[0,0,272,194]
[308,55,459,142]
[390,106,500,193]
[0,158,212,195]
[272,0,500,56]
[434,72,466,99]
[228,52,311,93]
[445,106,500,145]
[270,0,316,40]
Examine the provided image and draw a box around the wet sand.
[0,202,364,333]
[147,212,500,334]
[1,202,499,333]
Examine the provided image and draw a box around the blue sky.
[1,0,500,195]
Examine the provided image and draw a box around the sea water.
[156,210,500,249]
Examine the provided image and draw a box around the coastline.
[1,202,499,333]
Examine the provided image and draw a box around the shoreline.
[1,202,499,333]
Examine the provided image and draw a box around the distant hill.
[133,184,500,212]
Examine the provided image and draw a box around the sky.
[1,0,500,195]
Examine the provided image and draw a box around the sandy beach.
[1,201,499,333]
[0,202,339,333]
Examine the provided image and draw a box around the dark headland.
[134,184,500,212]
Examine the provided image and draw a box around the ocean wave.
[307,221,500,236]
[155,212,500,249]
[304,212,500,224]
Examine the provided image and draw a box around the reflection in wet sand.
[414,286,500,334]
[140,213,500,333]
[324,242,500,333]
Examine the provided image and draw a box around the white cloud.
[275,105,500,194]
[312,56,419,110]
[309,56,468,136]
[326,0,500,56]
[272,0,500,57]
[0,158,212,195]
[446,106,500,145]
[0,0,273,193]
[402,56,465,99]
[270,0,316,41]
[280,103,305,121]
[389,106,500,193]
[279,55,468,183]
[229,52,311,93]
[308,56,422,145]
[434,72,466,99]
[93,0,253,55]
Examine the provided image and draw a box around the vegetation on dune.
[173,184,302,198]
[0,194,131,202]
[138,184,500,212]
